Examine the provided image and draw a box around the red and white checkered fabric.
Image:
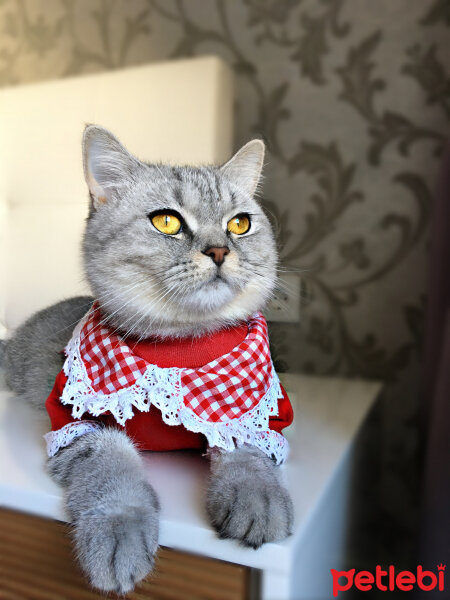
[79,303,275,424]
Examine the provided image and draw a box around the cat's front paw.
[206,448,293,549]
[74,496,159,594]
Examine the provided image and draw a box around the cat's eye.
[150,211,182,235]
[227,213,251,235]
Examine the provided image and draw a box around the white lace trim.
[59,311,289,464]
[44,420,102,457]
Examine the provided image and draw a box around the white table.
[0,370,381,599]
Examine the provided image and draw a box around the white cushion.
[5,204,89,330]
[0,57,233,332]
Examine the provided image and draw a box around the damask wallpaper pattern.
[0,0,449,564]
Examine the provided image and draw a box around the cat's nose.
[203,246,230,266]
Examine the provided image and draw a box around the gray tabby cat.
[3,126,293,594]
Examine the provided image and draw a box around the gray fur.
[47,428,159,594]
[207,446,293,548]
[4,296,93,409]
[3,126,292,593]
[82,126,277,339]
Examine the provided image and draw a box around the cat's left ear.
[221,139,265,198]
[82,124,140,209]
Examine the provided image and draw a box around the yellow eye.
[151,212,182,235]
[227,214,251,235]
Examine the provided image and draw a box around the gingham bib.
[57,303,289,463]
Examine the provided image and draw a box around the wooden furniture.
[0,370,381,599]
[0,508,253,600]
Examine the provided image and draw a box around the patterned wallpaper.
[1,0,449,563]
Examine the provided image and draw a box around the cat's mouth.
[204,269,238,289]
[192,270,239,301]
[202,272,228,288]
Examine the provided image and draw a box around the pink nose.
[203,246,230,266]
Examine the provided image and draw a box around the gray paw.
[74,495,159,594]
[206,447,293,549]
[47,429,160,593]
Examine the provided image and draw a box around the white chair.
[0,56,233,335]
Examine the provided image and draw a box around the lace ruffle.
[58,310,289,464]
[44,420,102,457]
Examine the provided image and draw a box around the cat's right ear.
[82,125,139,209]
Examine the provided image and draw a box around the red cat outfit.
[45,303,293,463]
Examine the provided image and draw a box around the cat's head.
[82,125,277,338]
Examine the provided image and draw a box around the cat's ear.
[82,125,140,208]
[221,139,265,198]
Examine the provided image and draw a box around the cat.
[2,125,293,594]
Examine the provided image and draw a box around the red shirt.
[46,323,293,452]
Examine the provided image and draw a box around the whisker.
[45,278,149,339]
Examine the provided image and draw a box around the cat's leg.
[48,427,159,594]
[3,296,93,409]
[206,446,293,549]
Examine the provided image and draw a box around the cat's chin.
[183,278,236,313]
[95,269,274,339]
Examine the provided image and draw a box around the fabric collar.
[60,303,289,463]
